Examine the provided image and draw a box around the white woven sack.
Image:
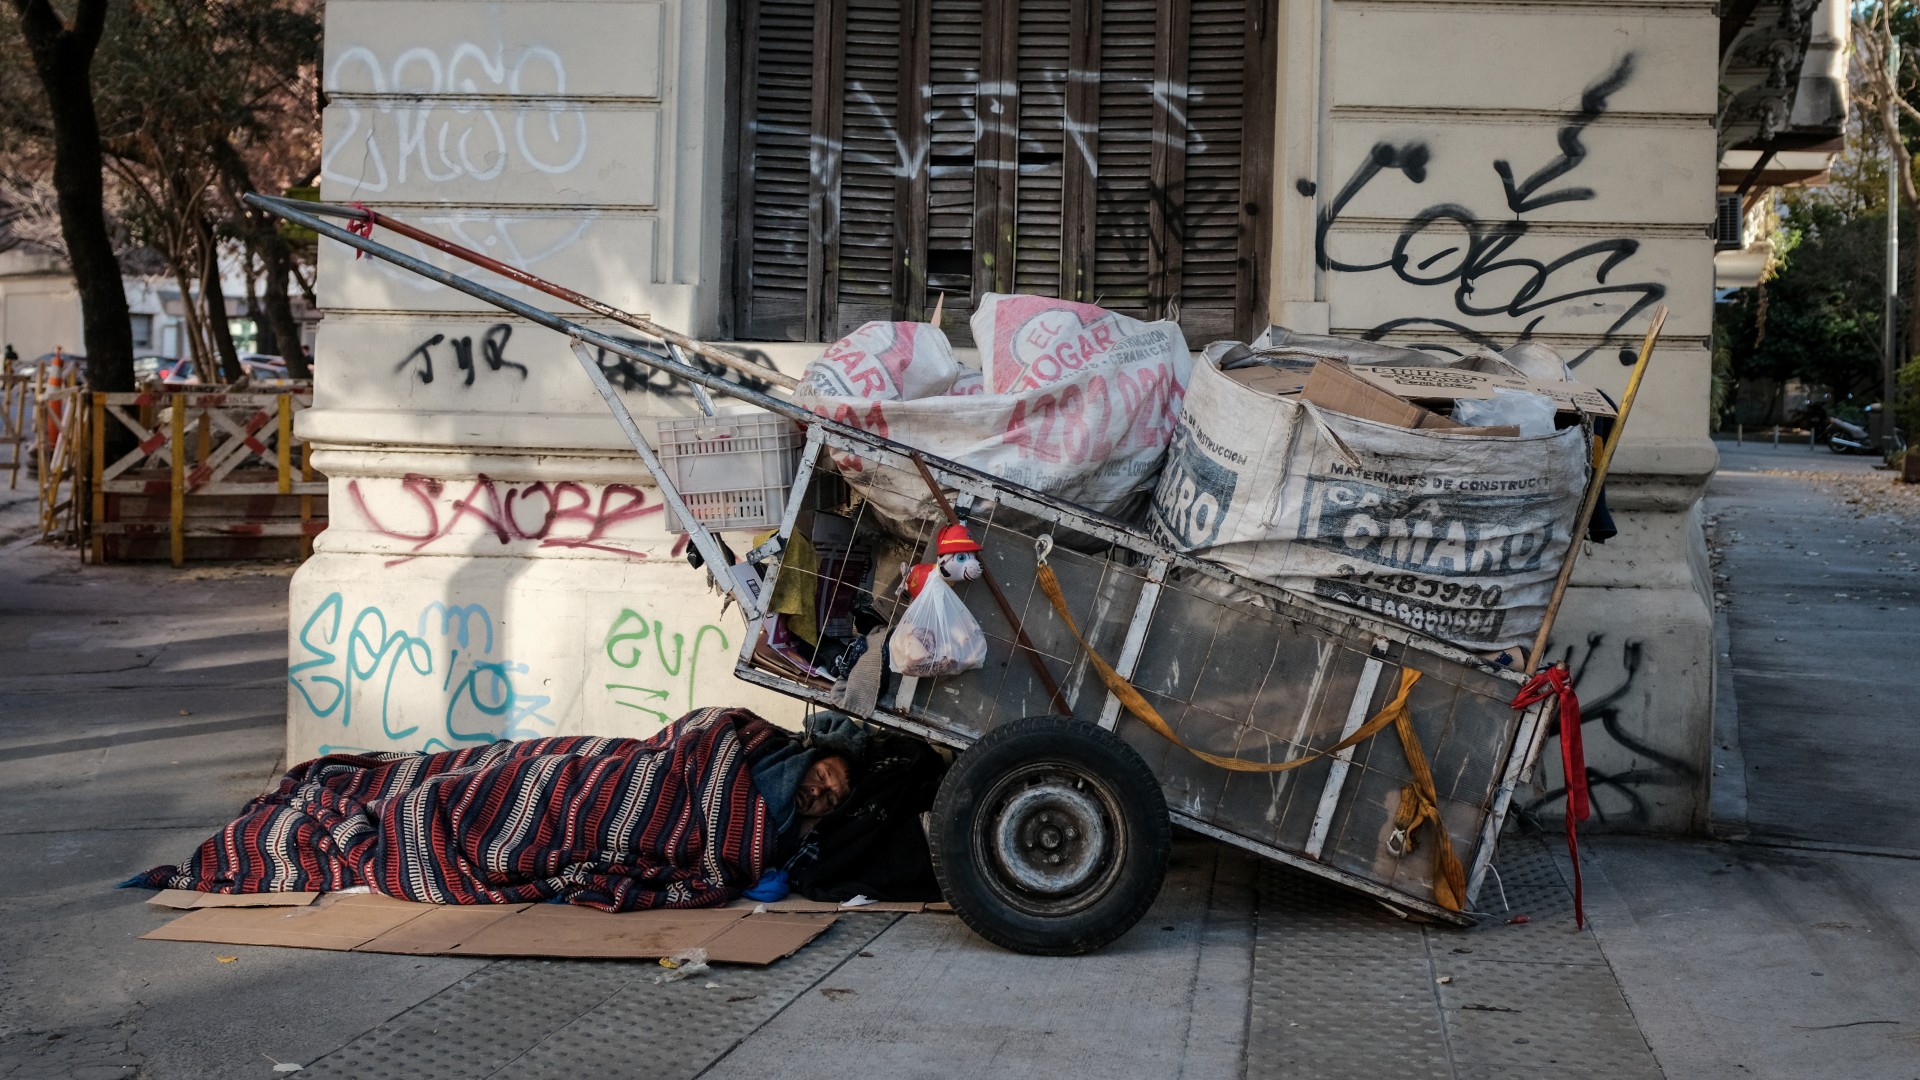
[796,321,961,402]
[793,299,1194,531]
[1147,351,1589,651]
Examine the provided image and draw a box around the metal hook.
[666,343,719,417]
[1034,534,1054,566]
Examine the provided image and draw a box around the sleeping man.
[132,708,942,911]
[742,712,942,903]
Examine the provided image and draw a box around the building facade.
[297,0,1836,832]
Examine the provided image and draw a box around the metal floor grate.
[300,914,899,1080]
[1246,833,1664,1080]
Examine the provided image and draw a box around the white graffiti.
[818,74,1206,185]
[323,42,589,193]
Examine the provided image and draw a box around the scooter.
[1828,408,1908,455]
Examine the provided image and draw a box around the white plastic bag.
[888,575,988,677]
[1452,388,1558,437]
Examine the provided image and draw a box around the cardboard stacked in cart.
[1227,354,1618,433]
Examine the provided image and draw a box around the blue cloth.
[743,869,790,902]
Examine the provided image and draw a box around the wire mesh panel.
[737,435,1536,919]
[1313,652,1522,899]
[882,484,1147,737]
[1119,577,1385,852]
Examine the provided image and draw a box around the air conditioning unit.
[1716,192,1746,250]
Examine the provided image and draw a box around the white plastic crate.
[654,408,802,533]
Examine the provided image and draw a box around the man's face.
[796,755,852,819]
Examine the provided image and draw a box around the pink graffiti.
[348,473,687,565]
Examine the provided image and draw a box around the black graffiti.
[396,324,528,386]
[1313,56,1664,367]
[592,337,780,399]
[1495,56,1635,214]
[1521,633,1701,827]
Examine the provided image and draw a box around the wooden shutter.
[832,0,905,335]
[1012,0,1070,298]
[734,0,1276,346]
[1091,0,1156,318]
[1178,0,1252,341]
[924,0,983,334]
[734,0,816,339]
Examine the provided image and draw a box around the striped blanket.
[136,707,784,910]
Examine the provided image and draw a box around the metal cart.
[250,195,1590,956]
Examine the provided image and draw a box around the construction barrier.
[2,371,31,490]
[90,389,327,564]
[39,380,88,541]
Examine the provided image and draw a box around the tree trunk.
[210,137,311,379]
[11,0,134,393]
[169,259,214,384]
[198,218,244,382]
[1908,215,1920,367]
[257,236,311,379]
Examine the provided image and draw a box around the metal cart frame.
[250,194,1566,940]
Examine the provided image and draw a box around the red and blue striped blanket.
[136,707,783,910]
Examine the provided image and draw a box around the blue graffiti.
[291,592,556,753]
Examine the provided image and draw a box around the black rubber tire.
[928,715,1170,956]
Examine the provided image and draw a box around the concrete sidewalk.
[4,445,1919,1078]
[0,492,491,1079]
[1570,441,1920,1080]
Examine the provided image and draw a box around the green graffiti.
[602,608,730,723]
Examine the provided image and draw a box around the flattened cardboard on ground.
[727,898,947,914]
[148,889,320,910]
[141,892,836,964]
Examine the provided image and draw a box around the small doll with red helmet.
[933,522,983,582]
[900,522,983,602]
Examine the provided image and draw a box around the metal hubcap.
[991,781,1108,895]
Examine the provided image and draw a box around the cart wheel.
[929,715,1170,956]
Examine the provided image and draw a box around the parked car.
[10,351,87,381]
[151,354,292,386]
[238,354,293,384]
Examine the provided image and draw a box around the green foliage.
[1899,357,1920,433]
[1712,2,1920,427]
[1715,196,1898,410]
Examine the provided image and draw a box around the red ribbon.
[346,202,376,258]
[1512,663,1588,927]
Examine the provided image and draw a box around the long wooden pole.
[1522,306,1668,674]
[908,451,1072,717]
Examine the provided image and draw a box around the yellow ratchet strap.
[1032,558,1465,910]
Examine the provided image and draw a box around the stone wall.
[292,0,804,760]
